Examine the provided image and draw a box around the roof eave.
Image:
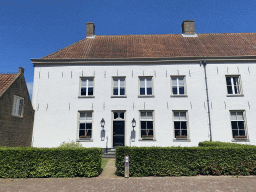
[30,55,256,65]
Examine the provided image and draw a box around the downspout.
[202,60,212,141]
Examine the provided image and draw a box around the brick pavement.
[0,159,256,192]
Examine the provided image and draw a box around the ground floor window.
[173,111,188,139]
[230,111,247,139]
[79,111,92,139]
[140,111,154,139]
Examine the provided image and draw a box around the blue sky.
[1,0,256,96]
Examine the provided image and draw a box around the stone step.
[107,148,116,152]
[102,153,115,158]
[102,148,116,158]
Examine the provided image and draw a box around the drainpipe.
[202,60,212,141]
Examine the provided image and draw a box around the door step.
[102,148,116,158]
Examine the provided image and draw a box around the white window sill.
[78,96,95,98]
[170,95,188,97]
[226,94,244,97]
[231,138,250,142]
[138,95,155,98]
[111,95,127,98]
[76,139,93,142]
[173,139,191,142]
[139,138,156,141]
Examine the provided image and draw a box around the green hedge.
[0,147,102,178]
[198,141,246,147]
[116,146,256,177]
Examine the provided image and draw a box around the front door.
[113,112,125,147]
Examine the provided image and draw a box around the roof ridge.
[95,32,256,37]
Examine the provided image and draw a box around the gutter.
[31,55,256,66]
[202,60,212,141]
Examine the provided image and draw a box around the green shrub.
[116,145,256,177]
[0,147,102,178]
[58,141,83,148]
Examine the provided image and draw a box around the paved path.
[98,158,118,178]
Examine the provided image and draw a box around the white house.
[31,21,256,148]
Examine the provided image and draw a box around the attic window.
[12,95,24,117]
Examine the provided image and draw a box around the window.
[78,112,92,139]
[114,112,125,120]
[140,111,154,139]
[173,111,188,139]
[171,76,186,95]
[80,78,94,96]
[139,77,153,96]
[226,76,241,95]
[12,95,24,117]
[113,77,125,96]
[230,111,247,139]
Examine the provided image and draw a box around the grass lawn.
[101,158,109,169]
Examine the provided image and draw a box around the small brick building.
[0,67,34,147]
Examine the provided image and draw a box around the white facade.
[32,61,256,147]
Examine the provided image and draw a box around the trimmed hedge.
[0,147,102,178]
[116,145,256,177]
[198,141,246,147]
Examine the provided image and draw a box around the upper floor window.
[80,78,94,96]
[139,77,153,96]
[171,76,186,96]
[113,77,125,96]
[79,111,93,139]
[226,76,242,95]
[173,111,188,139]
[12,95,24,117]
[140,111,154,140]
[230,111,247,139]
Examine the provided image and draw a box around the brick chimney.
[86,22,95,38]
[18,67,24,74]
[182,20,195,35]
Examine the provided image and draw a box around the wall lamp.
[132,118,136,131]
[101,118,105,129]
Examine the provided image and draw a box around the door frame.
[112,110,126,148]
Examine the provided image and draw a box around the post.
[124,155,129,178]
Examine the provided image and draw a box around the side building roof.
[0,68,24,97]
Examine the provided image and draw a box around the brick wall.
[0,74,34,147]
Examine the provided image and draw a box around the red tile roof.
[41,33,256,59]
[0,73,19,97]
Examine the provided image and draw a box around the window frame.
[139,110,155,140]
[111,76,127,98]
[170,76,187,97]
[79,77,95,98]
[230,110,249,141]
[226,75,243,96]
[12,95,24,117]
[77,111,93,142]
[173,110,190,141]
[138,76,154,97]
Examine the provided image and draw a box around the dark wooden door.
[113,121,124,147]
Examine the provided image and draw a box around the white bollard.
[125,155,129,178]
